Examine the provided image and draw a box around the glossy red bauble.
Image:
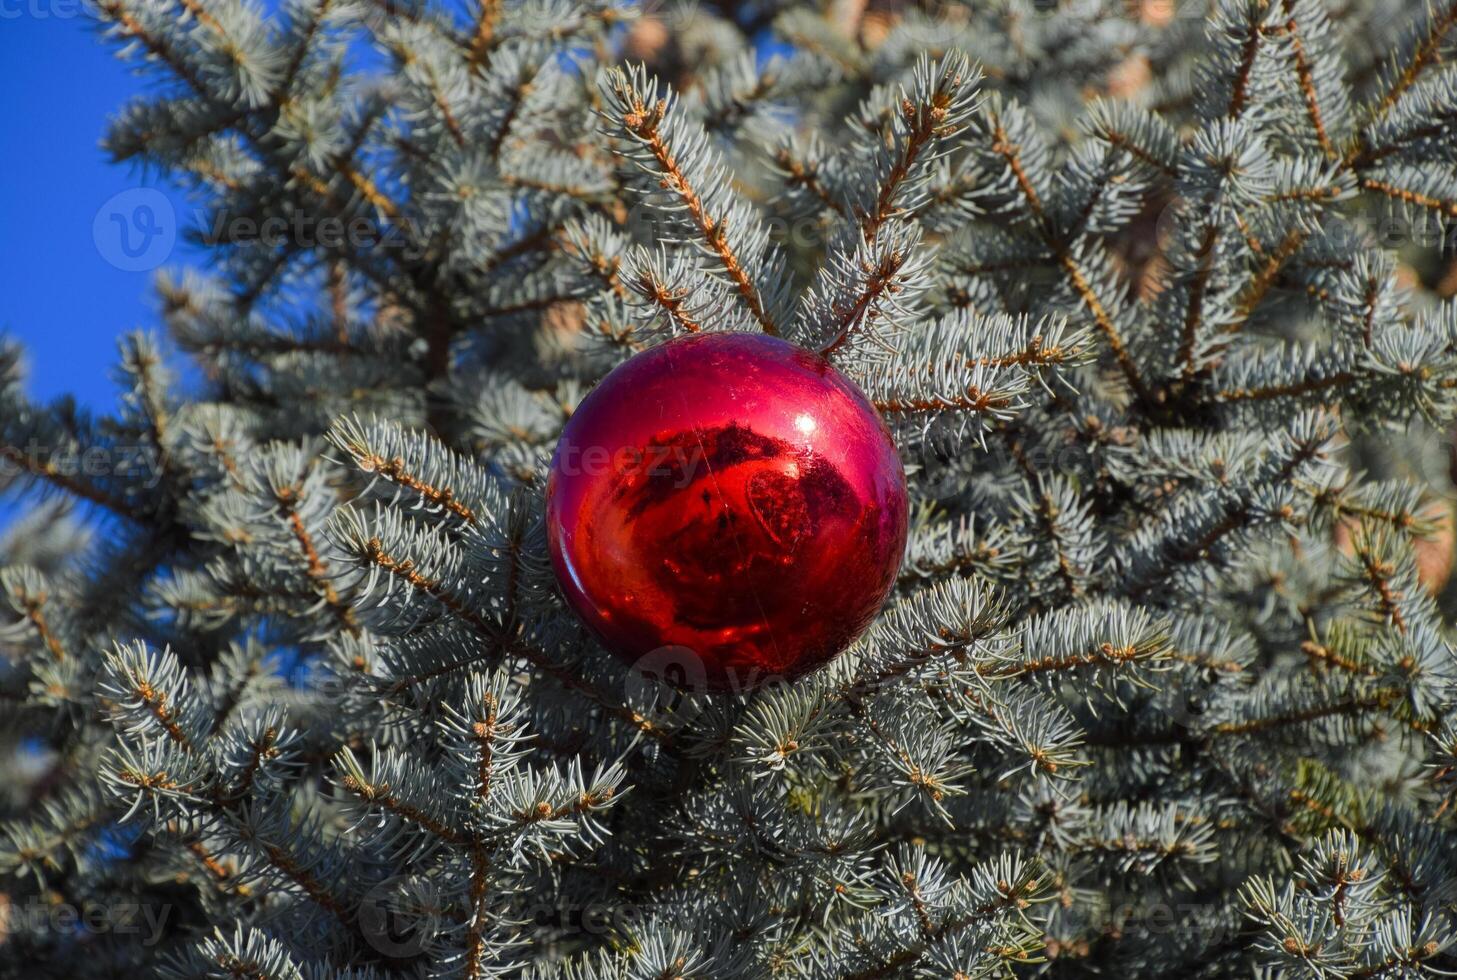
[545,332,908,692]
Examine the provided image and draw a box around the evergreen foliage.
[7,0,1457,976]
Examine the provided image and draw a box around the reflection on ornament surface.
[547,332,908,691]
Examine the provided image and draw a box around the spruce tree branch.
[632,271,705,333]
[614,93,781,336]
[174,0,226,43]
[1174,649,1247,674]
[466,0,501,73]
[988,112,1147,398]
[169,584,322,618]
[1276,8,1339,161]
[351,452,480,524]
[839,883,1043,980]
[273,0,331,104]
[1177,223,1222,380]
[858,92,953,242]
[229,728,279,802]
[1213,370,1357,403]
[210,657,262,734]
[1100,128,1179,178]
[481,292,581,318]
[470,691,500,802]
[120,680,196,751]
[117,727,366,940]
[358,537,674,744]
[1212,689,1402,736]
[774,146,847,216]
[583,310,646,351]
[5,809,111,871]
[98,0,277,175]
[96,0,214,108]
[257,839,357,932]
[1301,482,1429,534]
[953,682,1078,776]
[1032,484,1083,599]
[1300,639,1379,676]
[561,232,629,300]
[1003,435,1081,599]
[1064,830,1200,860]
[184,157,244,192]
[818,248,909,358]
[1085,689,1404,747]
[234,243,302,312]
[1234,211,1266,255]
[500,170,614,203]
[1359,277,1380,346]
[275,484,362,636]
[327,259,351,345]
[338,770,467,844]
[947,256,1056,276]
[873,385,1015,416]
[1268,184,1349,207]
[484,223,561,274]
[481,65,535,161]
[1352,547,1410,634]
[11,585,68,663]
[1227,11,1266,120]
[1346,945,1449,978]
[434,80,467,149]
[460,689,499,978]
[464,846,493,980]
[976,642,1144,680]
[843,619,1005,704]
[896,544,1003,587]
[1349,115,1457,166]
[125,336,176,486]
[1359,177,1457,218]
[1366,1,1457,128]
[334,161,404,223]
[1125,433,1326,599]
[1222,228,1309,339]
[176,833,253,898]
[988,122,1046,216]
[972,337,1077,368]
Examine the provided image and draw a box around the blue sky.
[0,9,204,412]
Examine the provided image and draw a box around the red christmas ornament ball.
[546,332,908,692]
